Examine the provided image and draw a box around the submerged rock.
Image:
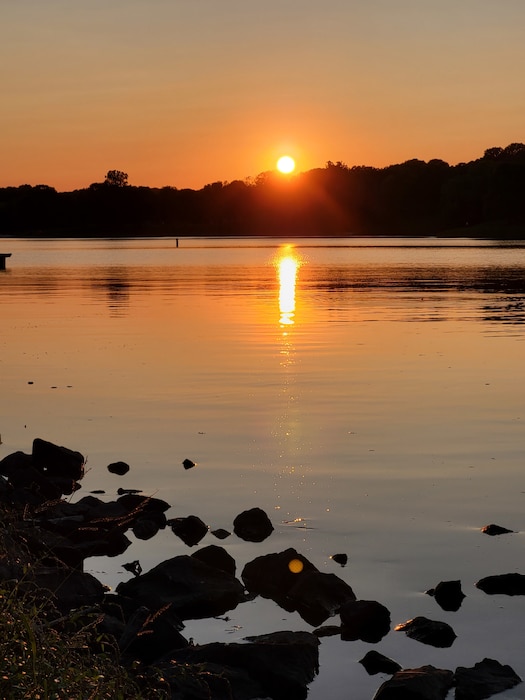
[476,573,525,596]
[372,665,454,700]
[426,579,466,611]
[454,658,522,700]
[233,507,274,542]
[394,616,456,648]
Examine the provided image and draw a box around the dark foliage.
[1,143,525,237]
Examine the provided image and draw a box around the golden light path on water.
[278,252,298,326]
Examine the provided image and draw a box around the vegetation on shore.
[1,143,525,238]
[0,504,167,699]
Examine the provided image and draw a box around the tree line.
[1,144,524,237]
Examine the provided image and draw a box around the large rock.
[454,658,522,700]
[394,616,456,648]
[32,438,85,480]
[116,554,247,620]
[0,560,106,614]
[339,599,391,643]
[476,573,525,595]
[372,665,454,700]
[168,630,320,700]
[191,544,237,576]
[242,548,356,626]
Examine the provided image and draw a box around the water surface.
[1,237,525,699]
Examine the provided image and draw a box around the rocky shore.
[0,438,523,699]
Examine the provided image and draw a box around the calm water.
[1,237,525,699]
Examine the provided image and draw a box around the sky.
[1,0,525,192]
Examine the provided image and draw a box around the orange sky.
[2,1,524,192]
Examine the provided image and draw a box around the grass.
[0,503,170,699]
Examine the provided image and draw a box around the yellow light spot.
[288,558,304,574]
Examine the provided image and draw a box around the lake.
[1,236,525,699]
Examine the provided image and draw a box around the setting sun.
[276,155,296,174]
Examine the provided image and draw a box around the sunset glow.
[2,4,525,191]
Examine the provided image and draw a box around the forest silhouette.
[1,143,524,237]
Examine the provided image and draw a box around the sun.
[276,155,296,174]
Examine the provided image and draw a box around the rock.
[211,527,231,540]
[32,438,85,481]
[168,630,320,700]
[454,658,522,700]
[169,514,208,546]
[313,625,341,638]
[372,665,454,700]
[359,650,402,676]
[191,544,236,576]
[339,599,391,643]
[117,604,189,664]
[331,552,348,567]
[481,523,514,536]
[107,461,130,475]
[117,493,171,516]
[116,554,247,620]
[242,548,356,626]
[122,560,142,577]
[182,458,196,470]
[132,517,160,540]
[426,580,465,611]
[4,563,107,614]
[233,507,274,542]
[394,616,456,648]
[476,573,525,596]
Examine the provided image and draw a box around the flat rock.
[394,616,456,648]
[454,658,522,700]
[372,665,454,700]
[476,573,525,596]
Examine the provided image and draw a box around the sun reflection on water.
[278,253,299,326]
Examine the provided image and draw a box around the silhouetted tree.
[104,170,129,187]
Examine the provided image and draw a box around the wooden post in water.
[0,253,11,270]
